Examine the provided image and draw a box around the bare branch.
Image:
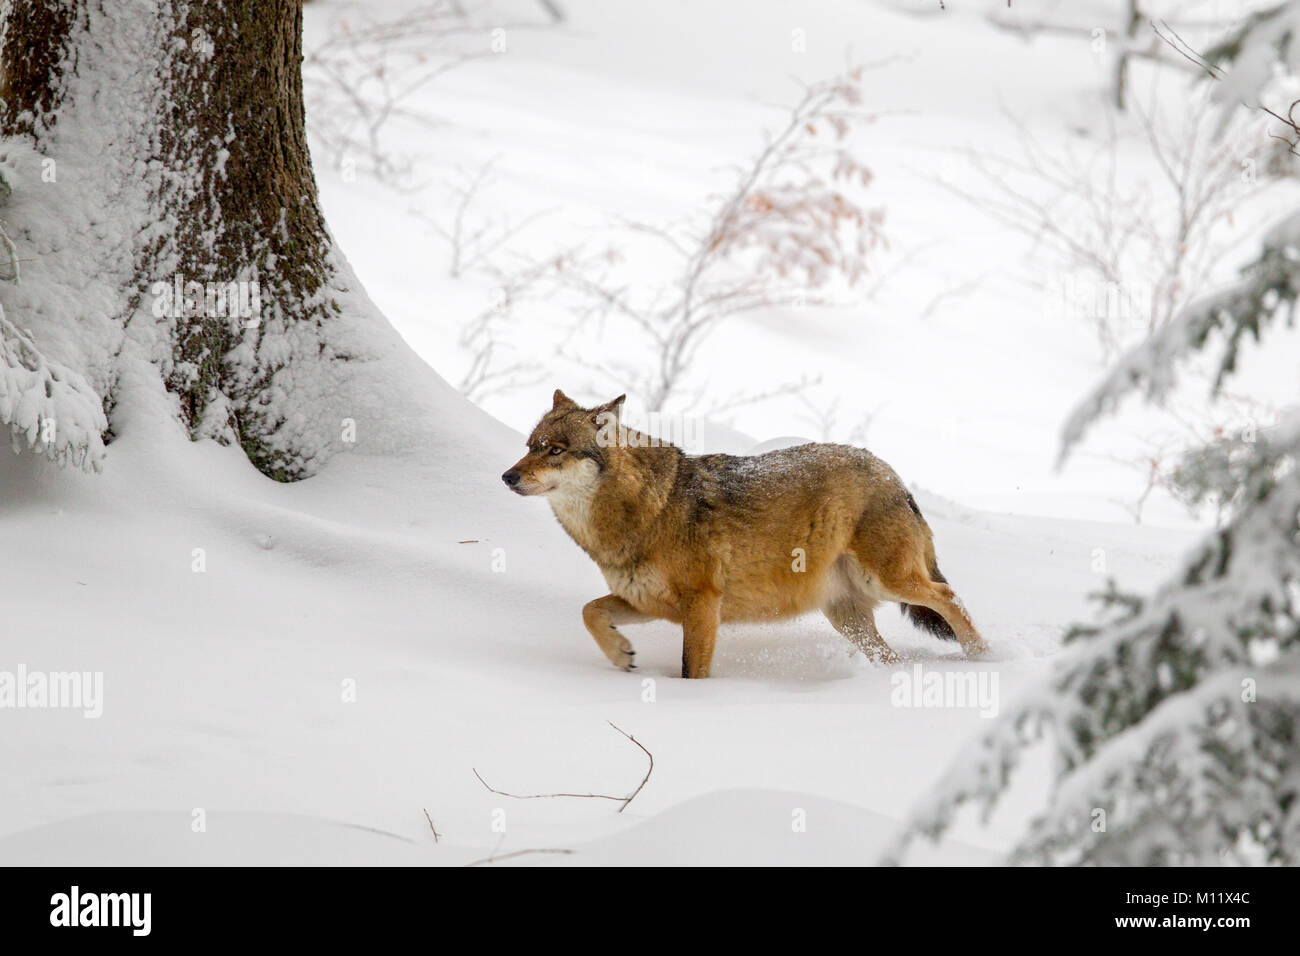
[555,64,887,411]
[704,374,822,417]
[422,808,441,843]
[607,721,653,813]
[303,3,558,184]
[471,767,627,805]
[1152,19,1225,81]
[939,85,1270,359]
[464,846,575,867]
[472,721,654,813]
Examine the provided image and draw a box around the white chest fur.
[601,562,672,610]
[546,459,601,542]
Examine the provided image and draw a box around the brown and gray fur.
[503,390,988,678]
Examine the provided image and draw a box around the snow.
[306,0,1299,529]
[0,791,996,866]
[0,0,1255,864]
[0,369,1192,863]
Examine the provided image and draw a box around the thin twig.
[472,767,627,804]
[464,847,575,867]
[1152,20,1224,81]
[472,720,654,813]
[422,808,441,843]
[705,375,823,417]
[607,721,653,813]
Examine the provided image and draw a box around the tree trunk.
[0,0,391,479]
[1113,0,1143,112]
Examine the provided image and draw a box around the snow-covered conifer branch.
[1059,210,1300,465]
[0,304,107,471]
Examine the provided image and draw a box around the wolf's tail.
[901,567,957,641]
[900,492,958,642]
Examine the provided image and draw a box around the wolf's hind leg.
[582,594,652,671]
[880,570,988,658]
[824,555,899,663]
[823,595,898,664]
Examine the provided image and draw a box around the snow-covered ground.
[0,374,1193,864]
[0,0,1241,864]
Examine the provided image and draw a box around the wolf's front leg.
[582,594,651,671]
[680,590,722,679]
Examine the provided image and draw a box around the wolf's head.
[501,389,625,498]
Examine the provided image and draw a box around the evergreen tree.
[887,6,1300,865]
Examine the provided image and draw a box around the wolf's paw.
[863,647,900,665]
[604,633,637,671]
[962,639,991,659]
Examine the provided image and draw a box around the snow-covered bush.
[0,305,107,471]
[559,66,886,412]
[0,162,106,471]
[887,8,1300,862]
[888,207,1300,866]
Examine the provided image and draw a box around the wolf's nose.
[502,470,521,488]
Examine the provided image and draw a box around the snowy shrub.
[0,304,107,471]
[0,156,106,471]
[559,66,886,412]
[886,194,1300,866]
[887,7,1300,857]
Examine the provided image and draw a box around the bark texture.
[0,0,342,479]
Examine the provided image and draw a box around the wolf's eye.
[549,446,564,456]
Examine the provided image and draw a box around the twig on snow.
[422,807,441,842]
[472,721,654,813]
[464,847,576,867]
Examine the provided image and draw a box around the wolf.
[503,390,988,678]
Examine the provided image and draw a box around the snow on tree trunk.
[0,0,452,479]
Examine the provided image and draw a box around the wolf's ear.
[552,389,578,410]
[593,394,626,419]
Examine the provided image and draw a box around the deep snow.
[0,383,1193,863]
